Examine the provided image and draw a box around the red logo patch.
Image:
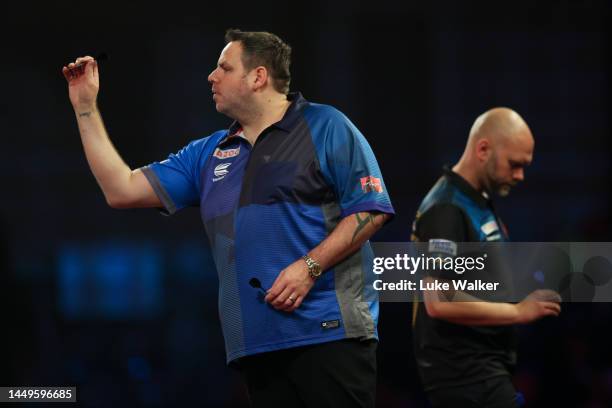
[360,176,383,193]
[213,147,240,159]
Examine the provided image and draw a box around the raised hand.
[62,56,99,111]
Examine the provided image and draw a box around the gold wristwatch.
[302,255,322,279]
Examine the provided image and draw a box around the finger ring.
[288,296,296,303]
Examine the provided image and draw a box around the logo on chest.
[481,220,502,241]
[213,146,240,159]
[213,162,232,182]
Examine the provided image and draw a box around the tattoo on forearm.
[78,111,92,118]
[351,213,383,243]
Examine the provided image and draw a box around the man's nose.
[208,68,217,84]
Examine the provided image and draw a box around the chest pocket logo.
[213,146,240,159]
[213,162,232,182]
[481,220,501,241]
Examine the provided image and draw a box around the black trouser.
[235,339,377,408]
[427,376,520,408]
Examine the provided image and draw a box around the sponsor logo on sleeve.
[428,239,458,256]
[360,175,383,193]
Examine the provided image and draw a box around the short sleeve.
[414,204,470,280]
[141,136,213,215]
[414,203,467,280]
[310,106,394,218]
[415,203,468,243]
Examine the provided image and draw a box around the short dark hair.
[225,29,292,94]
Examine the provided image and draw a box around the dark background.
[2,1,611,406]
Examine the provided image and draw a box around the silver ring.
[288,296,296,303]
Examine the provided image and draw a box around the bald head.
[454,107,534,197]
[467,107,532,149]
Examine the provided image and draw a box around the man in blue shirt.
[63,29,394,407]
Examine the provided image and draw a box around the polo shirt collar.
[442,165,491,209]
[273,92,308,131]
[219,92,308,146]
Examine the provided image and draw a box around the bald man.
[411,108,561,408]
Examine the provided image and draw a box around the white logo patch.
[428,239,458,256]
[481,220,500,236]
[213,163,231,182]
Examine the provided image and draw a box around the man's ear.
[475,138,491,162]
[251,66,268,91]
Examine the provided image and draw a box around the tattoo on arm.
[78,111,92,118]
[351,213,383,243]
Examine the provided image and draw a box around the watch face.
[304,255,322,278]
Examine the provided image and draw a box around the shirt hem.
[226,330,377,364]
[141,165,178,215]
[340,202,395,220]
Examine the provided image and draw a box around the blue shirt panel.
[200,136,251,224]
[145,130,227,214]
[303,103,395,218]
[452,191,507,242]
[419,175,507,243]
[233,202,346,360]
